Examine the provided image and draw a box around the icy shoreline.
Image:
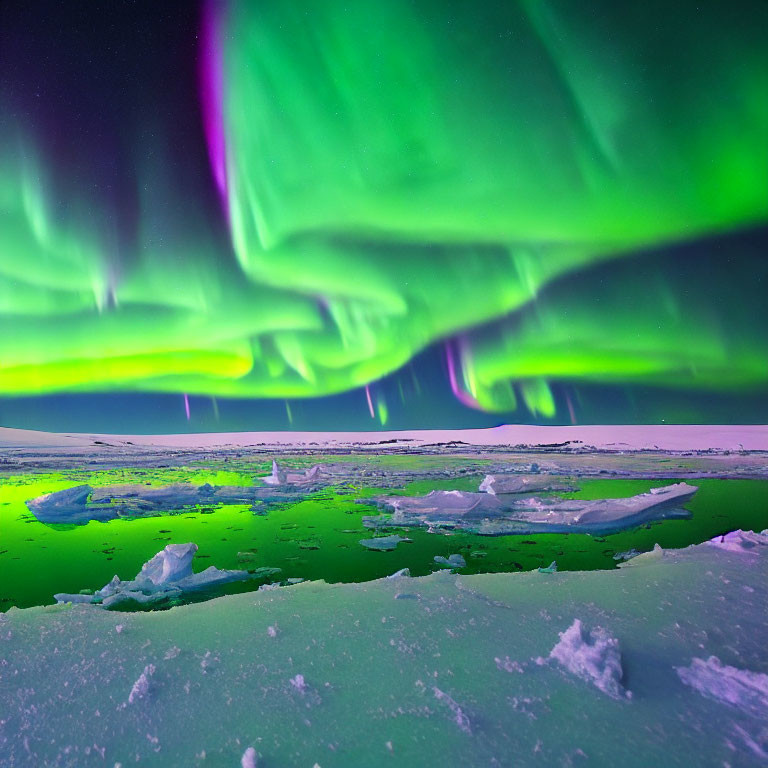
[1,531,767,766]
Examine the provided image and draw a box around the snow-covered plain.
[1,532,767,767]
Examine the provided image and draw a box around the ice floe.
[26,478,324,524]
[366,482,697,535]
[359,534,412,551]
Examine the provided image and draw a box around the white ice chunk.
[549,619,628,699]
[137,543,196,585]
[241,746,258,768]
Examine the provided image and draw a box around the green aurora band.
[0,0,766,421]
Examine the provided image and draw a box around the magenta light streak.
[199,0,228,211]
[365,385,375,419]
[184,394,191,421]
[445,342,482,410]
[565,392,577,425]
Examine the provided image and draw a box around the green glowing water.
[1,466,766,611]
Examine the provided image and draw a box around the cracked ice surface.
[1,534,767,766]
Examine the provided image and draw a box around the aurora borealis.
[0,0,766,432]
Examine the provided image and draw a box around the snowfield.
[1,531,767,767]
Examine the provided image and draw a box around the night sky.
[1,0,766,433]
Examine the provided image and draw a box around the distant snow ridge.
[676,656,768,719]
[549,619,629,699]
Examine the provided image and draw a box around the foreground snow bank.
[1,532,767,767]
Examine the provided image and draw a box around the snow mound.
[549,619,629,699]
[676,656,768,719]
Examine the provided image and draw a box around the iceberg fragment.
[138,542,196,585]
[54,543,278,609]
